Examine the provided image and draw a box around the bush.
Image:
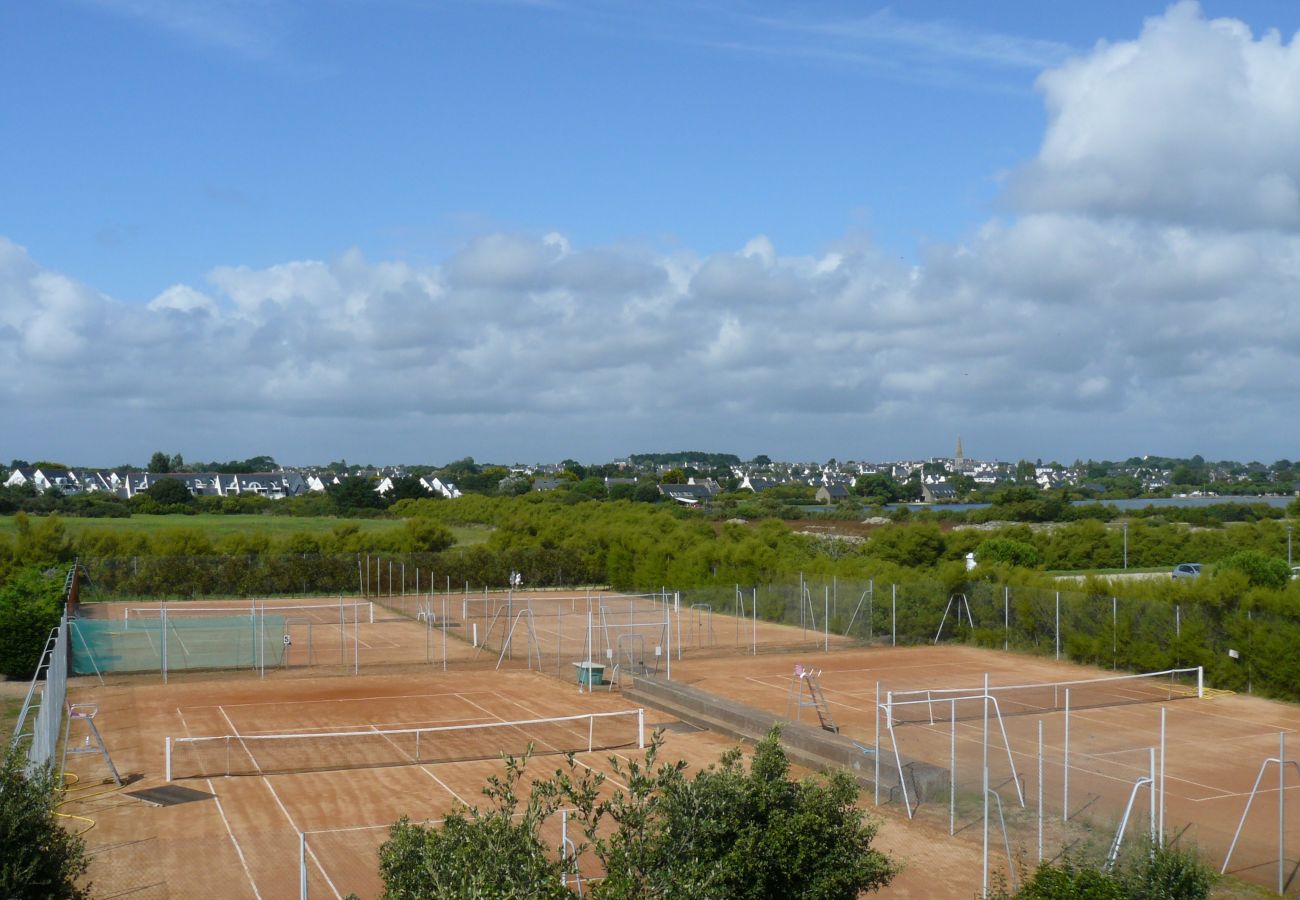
[0,743,90,898]
[376,755,571,899]
[375,729,898,900]
[1214,550,1292,590]
[977,537,1041,568]
[0,568,64,679]
[995,843,1213,900]
[564,728,897,899]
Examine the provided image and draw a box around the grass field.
[0,514,492,547]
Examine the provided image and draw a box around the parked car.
[1172,563,1202,580]
[1292,566,1300,581]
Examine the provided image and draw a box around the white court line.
[217,706,344,900]
[237,716,498,737]
[1190,782,1300,802]
[916,715,1234,800]
[176,708,262,900]
[492,695,634,790]
[185,688,501,710]
[742,675,866,714]
[367,725,469,806]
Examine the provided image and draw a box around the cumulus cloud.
[1012,1,1300,229]
[5,2,1300,462]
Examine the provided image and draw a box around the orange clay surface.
[60,614,1298,898]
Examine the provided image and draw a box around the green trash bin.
[574,662,605,686]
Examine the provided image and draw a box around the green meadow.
[0,514,491,547]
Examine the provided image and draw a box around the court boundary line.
[176,707,262,899]
[217,705,344,900]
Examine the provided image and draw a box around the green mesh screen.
[71,614,287,675]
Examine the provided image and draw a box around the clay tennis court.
[75,590,849,682]
[58,600,1298,897]
[670,644,1300,893]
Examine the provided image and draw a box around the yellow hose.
[55,769,128,836]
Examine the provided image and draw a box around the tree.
[567,728,897,899]
[375,730,897,900]
[146,477,193,507]
[632,482,660,503]
[976,536,1041,568]
[751,454,771,467]
[396,518,456,554]
[1214,550,1292,590]
[0,742,91,899]
[854,473,904,503]
[169,452,185,472]
[560,459,587,480]
[327,476,385,512]
[147,451,172,473]
[385,475,433,503]
[0,568,64,678]
[375,754,571,899]
[497,475,532,496]
[994,842,1213,899]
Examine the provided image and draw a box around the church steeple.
[955,435,964,464]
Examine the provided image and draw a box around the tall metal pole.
[1281,731,1287,896]
[1148,747,1156,845]
[1037,720,1044,862]
[1003,586,1009,651]
[1159,707,1167,844]
[950,699,956,835]
[1063,688,1070,821]
[1055,592,1060,661]
[1123,522,1128,569]
[982,672,989,897]
[891,584,897,647]
[873,681,881,806]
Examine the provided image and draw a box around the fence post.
[1063,688,1071,821]
[1054,592,1060,661]
[300,831,308,900]
[1004,586,1009,651]
[891,584,896,647]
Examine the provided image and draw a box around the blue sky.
[3,1,1300,465]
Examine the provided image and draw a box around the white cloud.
[6,3,1300,463]
[1012,1,1300,229]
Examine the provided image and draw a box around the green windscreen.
[71,614,287,675]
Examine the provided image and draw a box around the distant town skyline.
[4,2,1300,463]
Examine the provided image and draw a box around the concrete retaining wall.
[624,675,948,805]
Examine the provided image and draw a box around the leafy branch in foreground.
[376,749,572,900]
[375,727,898,899]
[0,743,91,900]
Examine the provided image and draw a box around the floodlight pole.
[1122,522,1128,569]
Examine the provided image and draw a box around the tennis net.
[126,601,374,626]
[885,666,1202,725]
[166,708,645,780]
